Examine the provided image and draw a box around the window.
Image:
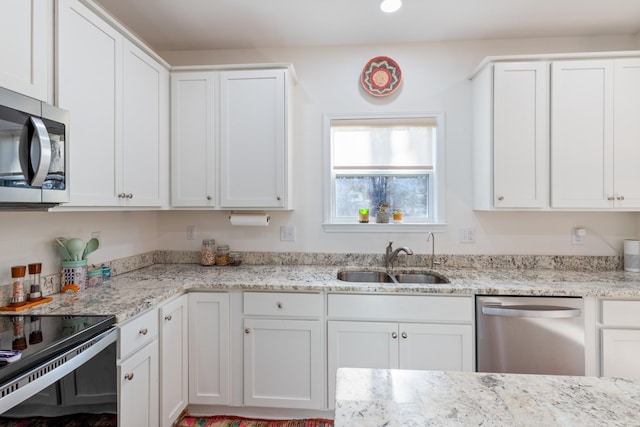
[323,112,446,232]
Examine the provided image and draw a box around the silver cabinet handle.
[124,373,134,381]
[617,196,625,201]
[482,304,582,319]
[21,117,52,187]
[276,302,283,309]
[139,328,148,335]
[497,196,504,201]
[391,332,398,339]
[126,193,133,199]
[207,195,212,200]
[401,332,407,339]
[118,193,126,198]
[608,196,615,201]
[276,196,281,201]
[164,315,172,321]
[245,328,251,334]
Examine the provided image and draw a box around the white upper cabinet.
[121,39,169,207]
[612,58,640,209]
[0,0,50,101]
[219,69,290,209]
[473,52,640,212]
[171,72,216,207]
[56,0,169,208]
[472,61,549,210]
[551,59,614,209]
[57,0,123,206]
[170,67,294,210]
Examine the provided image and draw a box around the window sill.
[322,223,448,233]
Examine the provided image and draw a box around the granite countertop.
[17,263,640,322]
[334,368,640,427]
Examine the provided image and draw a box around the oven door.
[0,328,117,420]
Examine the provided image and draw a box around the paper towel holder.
[228,211,271,226]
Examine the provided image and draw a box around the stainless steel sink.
[336,270,395,283]
[336,270,449,284]
[393,272,449,284]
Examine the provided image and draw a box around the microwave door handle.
[481,304,582,319]
[27,116,52,187]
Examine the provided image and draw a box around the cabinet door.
[613,58,640,209]
[0,0,49,101]
[327,321,398,409]
[171,72,216,207]
[118,340,159,427]
[188,293,230,405]
[601,329,640,378]
[121,39,169,207]
[399,323,473,372]
[551,60,614,208]
[159,296,188,427]
[57,0,122,206]
[219,69,287,208]
[244,318,323,409]
[493,62,548,208]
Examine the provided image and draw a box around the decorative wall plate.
[361,56,402,96]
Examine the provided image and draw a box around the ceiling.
[93,0,640,52]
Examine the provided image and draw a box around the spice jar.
[28,263,42,301]
[10,266,26,306]
[229,252,242,266]
[201,239,216,266]
[216,244,230,266]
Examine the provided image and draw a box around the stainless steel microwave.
[0,87,69,209]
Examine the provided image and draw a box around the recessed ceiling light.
[380,0,402,13]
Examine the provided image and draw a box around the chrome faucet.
[385,242,414,273]
[426,232,440,269]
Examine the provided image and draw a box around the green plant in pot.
[376,203,390,223]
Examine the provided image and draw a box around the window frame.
[322,111,447,233]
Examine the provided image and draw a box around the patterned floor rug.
[175,415,334,427]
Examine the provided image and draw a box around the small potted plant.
[376,203,390,223]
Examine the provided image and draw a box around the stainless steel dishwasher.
[476,295,585,376]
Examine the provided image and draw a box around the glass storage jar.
[216,244,230,266]
[229,252,242,266]
[201,239,216,266]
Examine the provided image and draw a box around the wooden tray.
[0,297,53,312]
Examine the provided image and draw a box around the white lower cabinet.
[159,295,188,427]
[117,308,159,427]
[188,292,231,405]
[327,293,473,408]
[242,292,324,409]
[599,299,640,378]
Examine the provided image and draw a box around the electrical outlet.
[186,225,196,240]
[459,228,476,243]
[280,225,296,241]
[572,227,586,246]
[91,231,102,244]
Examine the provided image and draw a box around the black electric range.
[0,314,116,387]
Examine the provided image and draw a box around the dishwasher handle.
[481,304,582,319]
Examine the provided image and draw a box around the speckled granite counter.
[15,263,640,322]
[334,368,640,426]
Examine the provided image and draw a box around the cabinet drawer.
[119,308,158,360]
[601,300,640,326]
[328,294,473,323]
[244,292,322,317]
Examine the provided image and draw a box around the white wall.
[0,35,637,284]
[158,35,640,257]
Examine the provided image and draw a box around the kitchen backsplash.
[0,251,622,306]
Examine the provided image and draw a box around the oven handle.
[0,327,117,414]
[481,304,582,319]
